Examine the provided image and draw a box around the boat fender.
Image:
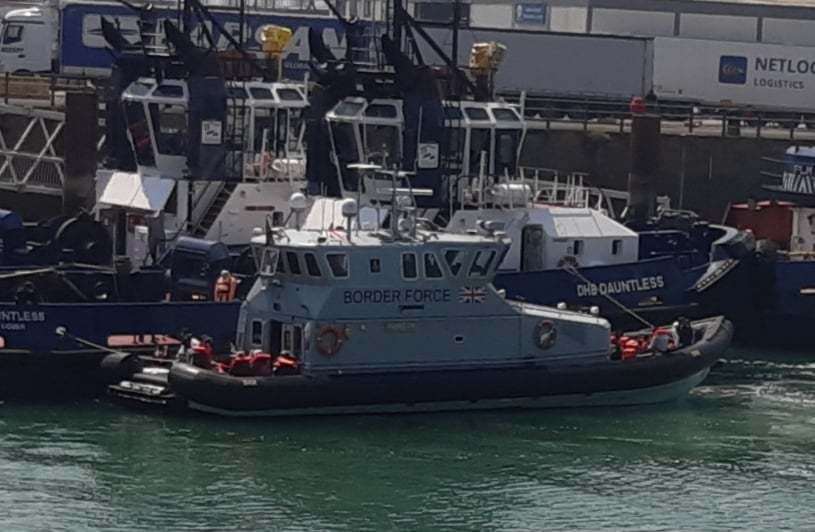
[534,320,557,350]
[316,325,347,356]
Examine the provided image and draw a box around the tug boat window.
[492,108,521,122]
[334,101,364,117]
[249,87,274,99]
[465,108,490,121]
[364,104,398,118]
[153,85,184,98]
[402,253,418,280]
[330,122,361,190]
[326,253,349,278]
[149,103,187,156]
[469,129,491,173]
[276,88,303,101]
[573,240,584,256]
[364,125,400,165]
[495,130,519,175]
[286,251,302,275]
[612,239,623,255]
[129,82,154,97]
[370,258,381,273]
[469,250,497,278]
[227,86,248,99]
[124,102,155,166]
[424,253,443,279]
[304,252,322,277]
[444,249,466,276]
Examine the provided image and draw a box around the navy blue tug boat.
[0,210,243,397]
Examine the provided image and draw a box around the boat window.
[286,251,302,275]
[282,328,292,352]
[364,104,398,118]
[164,184,178,215]
[124,101,155,166]
[465,107,490,121]
[469,129,491,173]
[153,85,184,98]
[149,103,187,156]
[276,88,303,101]
[334,101,364,117]
[227,86,248,99]
[521,224,545,272]
[331,122,361,164]
[424,253,443,279]
[304,252,322,277]
[468,250,497,277]
[573,240,584,256]
[251,320,263,345]
[293,325,303,356]
[495,130,519,175]
[370,258,381,273]
[402,253,418,280]
[250,87,275,100]
[257,247,280,276]
[127,81,154,97]
[326,253,349,278]
[364,124,400,165]
[444,106,463,120]
[444,249,466,276]
[266,320,283,353]
[492,108,521,122]
[1,24,23,45]
[445,125,464,161]
[612,239,622,255]
[275,250,286,274]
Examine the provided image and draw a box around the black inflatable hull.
[161,317,733,417]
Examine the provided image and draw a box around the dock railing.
[503,90,815,140]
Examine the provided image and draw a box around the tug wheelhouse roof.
[122,79,308,109]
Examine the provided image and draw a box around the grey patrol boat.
[106,191,733,416]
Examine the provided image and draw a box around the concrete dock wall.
[521,128,792,221]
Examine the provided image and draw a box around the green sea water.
[1,347,814,531]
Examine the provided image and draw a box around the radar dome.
[341,198,359,218]
[289,192,307,212]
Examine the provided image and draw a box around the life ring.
[534,320,557,350]
[316,325,347,356]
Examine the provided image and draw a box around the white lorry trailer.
[652,37,815,115]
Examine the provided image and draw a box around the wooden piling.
[63,91,98,216]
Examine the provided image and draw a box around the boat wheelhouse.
[324,97,526,202]
[97,78,309,255]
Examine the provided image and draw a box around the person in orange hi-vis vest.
[214,270,239,302]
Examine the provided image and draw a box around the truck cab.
[0,7,55,74]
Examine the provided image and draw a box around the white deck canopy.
[97,171,175,214]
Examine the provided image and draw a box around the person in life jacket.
[191,336,216,368]
[214,270,239,302]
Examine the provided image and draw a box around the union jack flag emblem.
[459,286,486,303]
